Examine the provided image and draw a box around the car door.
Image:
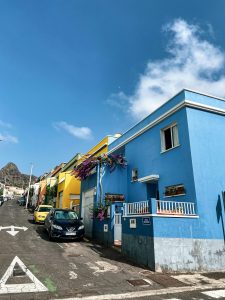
[45,209,53,231]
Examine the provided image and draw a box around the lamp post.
[26,163,33,209]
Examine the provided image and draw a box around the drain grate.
[127,279,150,287]
[144,274,188,287]
[202,272,225,280]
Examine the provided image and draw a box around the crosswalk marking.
[202,289,225,298]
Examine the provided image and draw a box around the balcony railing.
[123,199,196,216]
[156,200,196,215]
[123,201,149,216]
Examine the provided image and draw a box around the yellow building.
[77,135,121,165]
[56,153,82,210]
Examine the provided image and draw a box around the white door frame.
[82,188,95,238]
[114,212,122,246]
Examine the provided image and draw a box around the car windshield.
[54,210,78,220]
[39,207,52,212]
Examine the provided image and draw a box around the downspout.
[96,162,101,203]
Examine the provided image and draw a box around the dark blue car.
[44,208,84,241]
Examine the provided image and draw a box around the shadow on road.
[85,240,143,268]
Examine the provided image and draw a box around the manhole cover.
[68,254,81,257]
[202,272,225,280]
[127,279,150,286]
[144,274,188,287]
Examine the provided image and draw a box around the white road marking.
[0,226,28,237]
[69,271,78,280]
[143,279,153,285]
[172,274,219,286]
[57,243,64,249]
[0,256,48,294]
[202,289,225,298]
[83,283,94,287]
[69,263,77,270]
[52,284,225,300]
[85,261,118,276]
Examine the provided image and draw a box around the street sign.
[0,256,48,294]
[142,217,151,225]
[0,226,28,236]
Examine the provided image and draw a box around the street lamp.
[25,163,33,209]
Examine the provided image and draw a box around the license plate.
[65,232,76,236]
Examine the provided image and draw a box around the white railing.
[156,200,196,215]
[123,201,149,216]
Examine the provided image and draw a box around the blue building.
[80,89,225,272]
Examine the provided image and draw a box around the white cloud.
[109,19,225,119]
[0,133,18,143]
[53,121,93,140]
[0,120,12,128]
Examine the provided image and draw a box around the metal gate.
[114,213,122,246]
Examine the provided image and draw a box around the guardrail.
[123,201,149,216]
[156,200,196,215]
[123,199,196,216]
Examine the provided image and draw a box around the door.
[146,182,159,200]
[114,213,122,246]
[82,188,95,238]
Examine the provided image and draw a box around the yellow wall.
[77,136,110,166]
[56,136,114,209]
[39,179,47,204]
[56,171,80,209]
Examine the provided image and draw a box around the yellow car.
[34,205,53,223]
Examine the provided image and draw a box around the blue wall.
[81,90,225,251]
[187,106,225,240]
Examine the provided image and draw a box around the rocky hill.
[0,162,37,188]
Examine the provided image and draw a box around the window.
[132,169,138,181]
[164,184,185,197]
[161,123,179,152]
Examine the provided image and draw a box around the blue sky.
[0,0,225,176]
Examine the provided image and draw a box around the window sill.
[160,144,180,154]
[164,194,186,198]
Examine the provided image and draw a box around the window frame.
[160,122,179,153]
[164,184,186,198]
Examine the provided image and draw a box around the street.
[1,200,225,300]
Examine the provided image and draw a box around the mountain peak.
[2,162,20,173]
[0,162,37,188]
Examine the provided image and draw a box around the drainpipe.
[96,162,100,204]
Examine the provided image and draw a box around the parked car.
[44,209,84,241]
[33,205,53,223]
[18,197,26,206]
[0,196,4,206]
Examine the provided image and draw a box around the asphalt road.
[1,200,225,300]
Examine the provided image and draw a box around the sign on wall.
[130,219,136,229]
[142,217,151,225]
